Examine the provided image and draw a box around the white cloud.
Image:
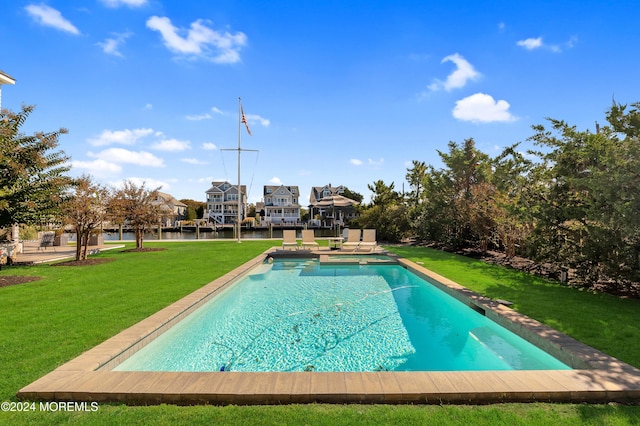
[202,142,218,150]
[452,93,517,123]
[244,114,270,127]
[144,103,153,110]
[269,176,282,185]
[517,37,543,50]
[181,158,207,165]
[25,4,80,35]
[428,53,480,92]
[146,16,247,63]
[368,158,384,166]
[100,0,148,7]
[71,159,122,177]
[212,107,225,115]
[88,128,154,146]
[517,36,577,53]
[151,138,191,151]
[97,32,131,57]
[350,159,363,166]
[186,113,212,121]
[112,177,168,191]
[89,148,165,167]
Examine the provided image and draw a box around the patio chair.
[301,229,319,250]
[342,229,361,251]
[38,232,56,252]
[282,230,299,251]
[358,229,377,252]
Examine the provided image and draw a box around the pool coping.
[18,248,640,405]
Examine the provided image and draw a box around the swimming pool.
[20,249,640,405]
[115,258,569,372]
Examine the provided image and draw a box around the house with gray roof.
[308,183,359,227]
[261,185,301,225]
[204,181,247,226]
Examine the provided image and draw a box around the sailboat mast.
[237,97,242,243]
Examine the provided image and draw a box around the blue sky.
[2,1,639,205]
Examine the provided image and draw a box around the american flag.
[241,105,252,136]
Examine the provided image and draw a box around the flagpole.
[221,97,256,243]
[237,97,242,243]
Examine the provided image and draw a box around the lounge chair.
[282,230,298,250]
[301,229,319,250]
[358,229,377,252]
[342,229,361,251]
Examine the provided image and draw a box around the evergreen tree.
[0,105,72,229]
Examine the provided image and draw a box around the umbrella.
[312,194,359,208]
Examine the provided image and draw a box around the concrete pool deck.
[18,249,640,404]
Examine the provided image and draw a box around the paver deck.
[12,241,125,264]
[17,249,640,405]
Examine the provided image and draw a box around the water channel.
[99,228,341,241]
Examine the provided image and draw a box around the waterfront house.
[204,181,247,226]
[308,184,359,227]
[261,185,301,225]
[153,192,188,227]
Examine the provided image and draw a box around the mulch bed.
[0,275,41,288]
[52,258,116,267]
[121,247,167,253]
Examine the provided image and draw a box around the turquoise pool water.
[115,259,571,372]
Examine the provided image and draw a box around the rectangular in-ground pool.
[115,257,570,373]
[19,250,640,405]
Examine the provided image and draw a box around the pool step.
[318,254,398,265]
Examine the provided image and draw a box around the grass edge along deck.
[18,249,640,405]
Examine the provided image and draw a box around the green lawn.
[1,241,639,425]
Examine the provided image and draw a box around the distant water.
[100,228,340,241]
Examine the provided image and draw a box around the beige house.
[308,184,359,227]
[204,181,247,226]
[153,192,188,227]
[261,185,301,225]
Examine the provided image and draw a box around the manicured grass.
[1,241,639,425]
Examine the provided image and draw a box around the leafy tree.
[606,101,640,138]
[368,180,401,208]
[355,180,409,242]
[527,107,640,290]
[0,105,72,230]
[405,160,427,204]
[180,199,206,221]
[490,144,535,258]
[61,175,110,261]
[109,180,162,249]
[413,138,492,249]
[342,187,363,203]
